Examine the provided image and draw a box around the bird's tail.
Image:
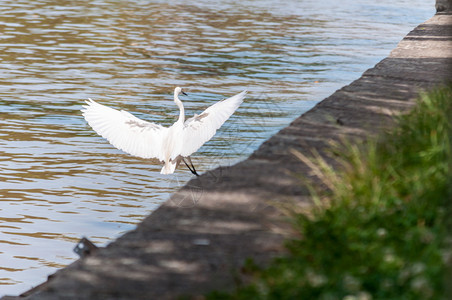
[161,160,177,175]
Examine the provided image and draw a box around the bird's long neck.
[174,95,185,124]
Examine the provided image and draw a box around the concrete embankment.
[5,4,452,300]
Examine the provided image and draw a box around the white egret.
[81,87,247,175]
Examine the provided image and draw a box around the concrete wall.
[436,0,452,11]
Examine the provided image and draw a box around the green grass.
[208,85,452,300]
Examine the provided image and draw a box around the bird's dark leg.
[183,159,194,173]
[188,157,199,176]
[182,157,199,176]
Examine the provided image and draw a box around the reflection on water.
[0,0,434,296]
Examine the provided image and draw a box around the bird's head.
[174,87,188,99]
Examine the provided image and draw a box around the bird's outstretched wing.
[180,90,247,157]
[82,99,167,161]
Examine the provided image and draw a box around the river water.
[0,0,434,296]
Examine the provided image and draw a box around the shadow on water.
[0,0,434,296]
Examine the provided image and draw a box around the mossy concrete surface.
[4,11,452,300]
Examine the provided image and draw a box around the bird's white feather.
[180,90,247,157]
[81,99,167,161]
